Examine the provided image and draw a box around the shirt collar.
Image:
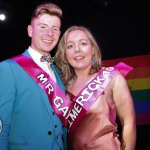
[28,46,51,63]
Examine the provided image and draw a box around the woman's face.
[66,30,94,72]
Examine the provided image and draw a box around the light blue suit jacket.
[0,50,67,150]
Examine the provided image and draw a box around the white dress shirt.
[28,47,56,82]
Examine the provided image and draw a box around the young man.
[0,2,67,150]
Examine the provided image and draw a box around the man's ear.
[27,25,32,37]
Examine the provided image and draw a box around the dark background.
[0,0,150,149]
[0,0,149,61]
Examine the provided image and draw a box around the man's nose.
[46,28,53,36]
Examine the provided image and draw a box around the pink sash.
[11,55,133,136]
[66,62,133,136]
[11,55,70,126]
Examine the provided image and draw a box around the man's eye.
[82,42,87,46]
[40,25,46,29]
[53,28,60,32]
[53,28,58,30]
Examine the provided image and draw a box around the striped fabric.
[103,54,150,125]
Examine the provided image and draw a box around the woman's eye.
[67,45,73,49]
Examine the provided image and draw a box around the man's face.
[28,14,61,55]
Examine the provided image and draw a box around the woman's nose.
[75,44,80,52]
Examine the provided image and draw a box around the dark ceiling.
[0,0,149,61]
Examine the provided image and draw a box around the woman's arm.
[113,72,136,150]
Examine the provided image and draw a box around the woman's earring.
[91,56,94,67]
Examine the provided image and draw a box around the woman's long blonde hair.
[55,25,102,86]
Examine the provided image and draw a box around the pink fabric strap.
[67,62,133,136]
[11,55,70,126]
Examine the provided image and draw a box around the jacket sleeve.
[0,60,16,150]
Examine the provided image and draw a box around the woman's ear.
[92,46,95,55]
